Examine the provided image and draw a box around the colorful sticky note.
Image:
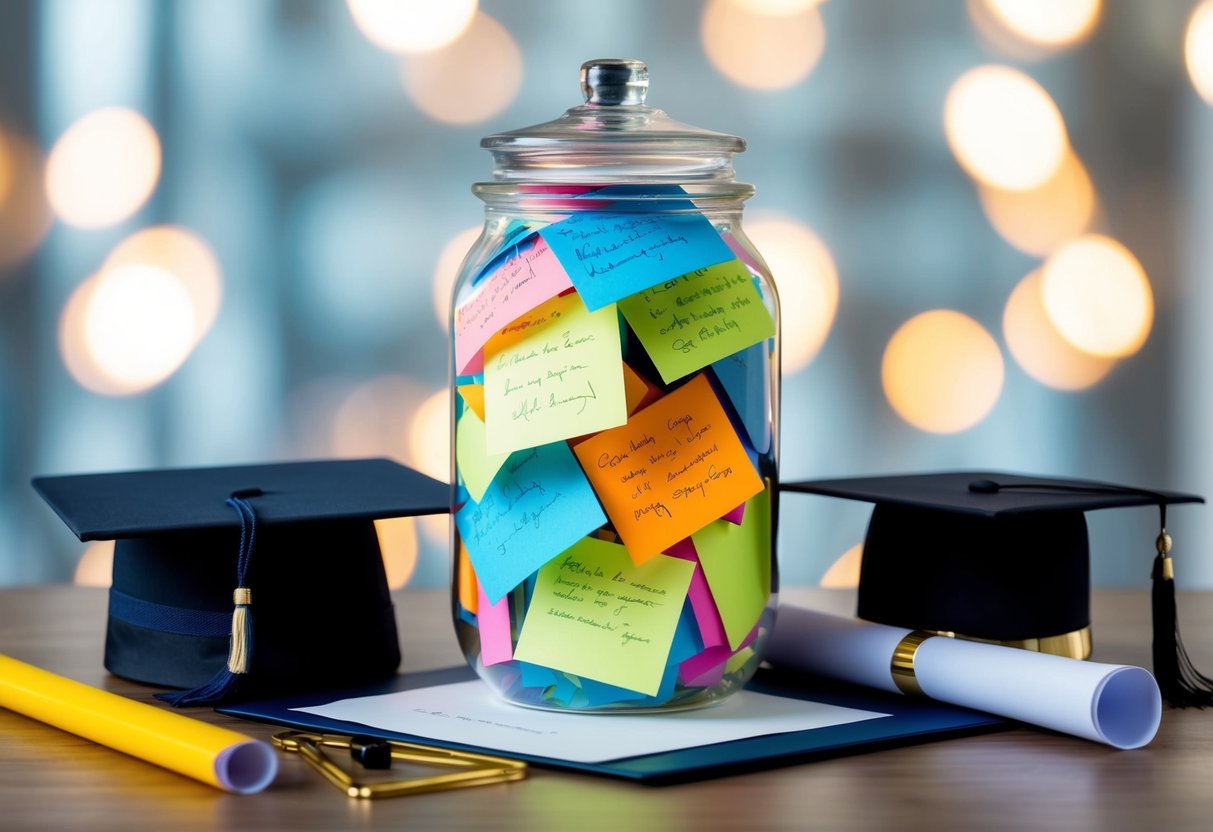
[457,542,478,615]
[722,503,746,525]
[680,624,759,686]
[457,383,486,422]
[483,292,628,455]
[692,490,772,650]
[665,538,728,650]
[572,373,765,563]
[539,212,735,311]
[617,259,775,384]
[477,583,513,666]
[455,409,509,502]
[454,441,607,603]
[454,234,574,375]
[622,362,662,415]
[711,340,772,454]
[513,537,694,696]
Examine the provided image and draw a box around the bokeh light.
[73,541,114,588]
[745,214,838,374]
[347,0,478,54]
[1003,269,1116,390]
[104,226,223,341]
[375,517,419,589]
[432,226,481,329]
[701,0,826,91]
[332,374,428,461]
[400,12,522,125]
[1186,0,1213,106]
[0,128,53,269]
[978,150,1097,257]
[60,265,200,396]
[981,0,1101,48]
[408,389,450,483]
[944,65,1068,191]
[1040,235,1153,358]
[45,107,161,229]
[820,543,862,589]
[882,310,1005,434]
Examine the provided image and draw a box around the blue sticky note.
[711,341,772,454]
[455,441,607,603]
[518,661,560,690]
[539,212,734,311]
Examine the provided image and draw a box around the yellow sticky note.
[457,542,478,615]
[513,537,694,696]
[573,373,765,564]
[457,384,486,421]
[483,292,628,455]
[692,489,772,649]
[455,409,509,502]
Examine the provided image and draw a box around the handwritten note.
[573,373,765,564]
[454,235,574,375]
[478,583,514,666]
[617,259,775,384]
[540,212,735,311]
[711,341,772,454]
[513,537,694,696]
[455,409,509,502]
[483,292,628,456]
[692,489,772,649]
[454,440,606,604]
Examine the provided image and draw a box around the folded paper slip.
[0,653,277,793]
[32,458,449,705]
[764,606,1161,750]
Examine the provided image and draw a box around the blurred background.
[2,0,1212,594]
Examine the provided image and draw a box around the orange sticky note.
[457,542,479,615]
[573,373,764,564]
[622,362,662,415]
[457,384,486,422]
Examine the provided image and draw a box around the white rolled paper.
[765,605,1162,750]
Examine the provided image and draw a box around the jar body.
[449,185,779,711]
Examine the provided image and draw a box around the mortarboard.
[33,458,449,707]
[782,470,1213,707]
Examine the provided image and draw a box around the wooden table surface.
[3,585,1213,831]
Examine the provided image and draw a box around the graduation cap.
[33,458,450,707]
[782,471,1213,708]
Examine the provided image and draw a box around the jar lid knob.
[580,58,648,106]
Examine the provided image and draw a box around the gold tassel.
[226,587,252,675]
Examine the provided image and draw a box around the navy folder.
[218,666,1008,784]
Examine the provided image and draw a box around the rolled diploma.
[765,606,1162,750]
[0,654,277,793]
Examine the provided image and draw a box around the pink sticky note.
[722,503,746,525]
[665,539,728,650]
[477,583,513,666]
[454,236,573,375]
[680,623,760,685]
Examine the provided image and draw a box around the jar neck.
[472,181,755,216]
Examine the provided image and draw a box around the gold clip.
[272,731,526,799]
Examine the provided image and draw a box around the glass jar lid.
[481,58,746,183]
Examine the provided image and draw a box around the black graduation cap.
[33,458,450,706]
[782,471,1213,707]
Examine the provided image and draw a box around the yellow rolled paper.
[0,654,277,793]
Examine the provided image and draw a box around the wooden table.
[3,585,1213,831]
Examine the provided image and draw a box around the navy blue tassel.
[157,490,259,707]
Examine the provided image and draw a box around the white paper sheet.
[293,680,888,764]
[765,606,1162,750]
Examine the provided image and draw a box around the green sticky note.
[692,489,772,650]
[484,292,628,456]
[455,409,508,502]
[513,537,694,696]
[617,259,776,384]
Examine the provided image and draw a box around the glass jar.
[449,59,780,711]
